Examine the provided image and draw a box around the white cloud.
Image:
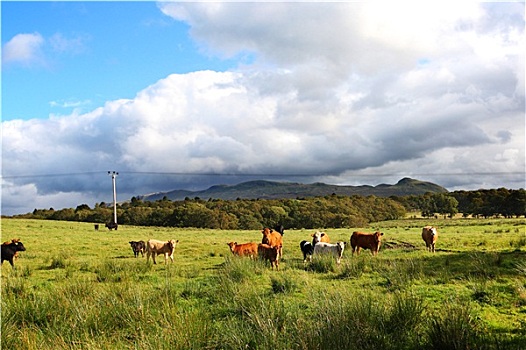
[2,2,524,215]
[2,32,45,65]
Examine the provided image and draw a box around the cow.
[313,241,346,264]
[106,221,118,230]
[299,240,314,263]
[2,239,21,260]
[146,239,178,264]
[350,231,384,256]
[261,228,283,258]
[227,242,259,258]
[129,240,146,258]
[258,243,280,270]
[1,240,26,268]
[422,226,438,253]
[312,231,330,245]
[274,224,285,235]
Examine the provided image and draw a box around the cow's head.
[14,242,26,252]
[311,231,326,245]
[431,227,437,236]
[168,239,178,251]
[374,232,384,242]
[227,242,237,251]
[262,228,273,235]
[261,228,273,244]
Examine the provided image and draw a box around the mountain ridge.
[137,177,448,201]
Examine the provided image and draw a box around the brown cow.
[227,242,258,258]
[146,239,178,264]
[261,228,283,258]
[350,231,384,256]
[422,226,438,252]
[258,243,280,270]
[312,231,330,245]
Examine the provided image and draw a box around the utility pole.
[108,171,118,225]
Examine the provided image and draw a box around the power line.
[1,170,524,180]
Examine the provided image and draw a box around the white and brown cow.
[350,231,383,256]
[422,226,438,252]
[311,231,330,245]
[313,241,346,264]
[146,239,178,264]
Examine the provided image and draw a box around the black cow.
[274,224,285,235]
[1,241,26,268]
[299,240,314,263]
[106,222,118,230]
[129,240,146,258]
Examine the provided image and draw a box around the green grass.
[1,217,525,349]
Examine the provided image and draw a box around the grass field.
[1,217,525,349]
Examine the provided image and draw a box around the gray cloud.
[2,2,524,215]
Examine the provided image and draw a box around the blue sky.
[2,1,238,120]
[2,2,524,215]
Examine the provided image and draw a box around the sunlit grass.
[1,217,525,349]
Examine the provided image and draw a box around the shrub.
[426,301,489,350]
[270,275,298,294]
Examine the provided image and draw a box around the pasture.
[2,218,525,349]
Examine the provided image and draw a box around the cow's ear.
[176,240,179,243]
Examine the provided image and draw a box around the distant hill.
[138,177,448,202]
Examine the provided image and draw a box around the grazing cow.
[1,240,26,268]
[313,241,346,264]
[129,240,146,258]
[227,242,259,258]
[299,240,314,263]
[261,228,283,258]
[312,231,330,245]
[422,226,438,253]
[258,243,280,270]
[350,231,384,256]
[146,239,178,264]
[106,221,118,230]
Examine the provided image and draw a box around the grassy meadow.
[1,217,525,349]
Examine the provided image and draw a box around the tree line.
[19,188,525,229]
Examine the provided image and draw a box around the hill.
[138,177,448,201]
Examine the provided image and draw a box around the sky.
[1,1,525,216]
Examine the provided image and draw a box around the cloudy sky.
[2,1,525,215]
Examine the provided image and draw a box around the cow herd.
[226,225,438,270]
[1,226,439,271]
